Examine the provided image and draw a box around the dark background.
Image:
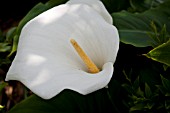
[0,0,49,20]
[0,0,48,31]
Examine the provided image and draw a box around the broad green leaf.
[112,0,170,47]
[45,0,68,8]
[7,89,114,113]
[145,40,170,66]
[130,0,168,12]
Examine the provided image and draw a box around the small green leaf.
[8,35,19,57]
[145,40,170,66]
[148,22,170,47]
[133,76,139,90]
[130,103,145,112]
[0,82,8,92]
[136,87,144,97]
[0,105,5,111]
[122,84,133,94]
[0,43,11,52]
[165,93,170,96]
[155,85,167,95]
[160,75,170,91]
[6,27,17,41]
[145,103,154,110]
[163,64,169,71]
[165,100,170,110]
[145,83,152,98]
[122,70,131,83]
[130,0,168,12]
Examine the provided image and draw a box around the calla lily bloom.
[5,0,119,99]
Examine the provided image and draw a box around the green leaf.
[0,43,11,52]
[0,105,4,109]
[122,83,133,94]
[122,69,131,83]
[112,0,170,47]
[155,85,167,95]
[160,75,170,91]
[8,35,19,57]
[148,22,170,47]
[7,89,114,113]
[145,102,155,110]
[130,0,168,12]
[136,87,144,97]
[145,83,152,98]
[130,103,145,112]
[165,100,170,110]
[0,82,8,92]
[0,105,5,111]
[45,0,68,8]
[145,40,170,66]
[133,76,139,90]
[6,27,17,42]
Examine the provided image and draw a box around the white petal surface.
[6,2,119,99]
[67,0,113,24]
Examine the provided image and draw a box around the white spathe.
[5,0,119,99]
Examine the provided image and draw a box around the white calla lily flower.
[5,0,119,99]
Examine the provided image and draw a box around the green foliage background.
[0,0,170,113]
